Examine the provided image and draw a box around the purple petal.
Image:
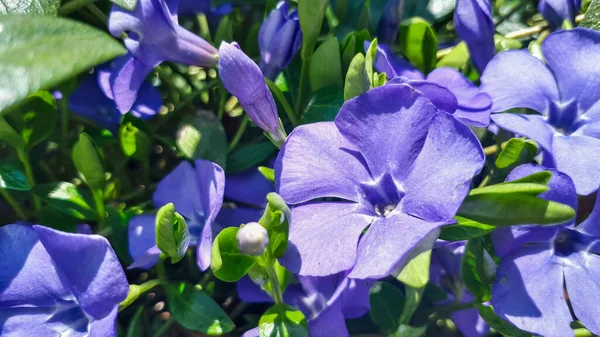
[280,202,372,276]
[89,307,118,337]
[275,122,373,204]
[451,307,489,337]
[552,134,600,195]
[403,80,458,114]
[341,279,372,319]
[33,225,129,319]
[110,54,158,113]
[371,43,425,80]
[577,190,600,237]
[242,327,260,337]
[402,110,484,222]
[216,207,264,228]
[490,114,557,152]
[128,214,161,269]
[258,1,287,53]
[454,0,496,72]
[539,0,581,29]
[236,276,272,303]
[481,50,560,114]
[0,306,88,337]
[308,300,349,337]
[69,76,123,128]
[563,252,600,335]
[153,161,204,220]
[348,212,441,279]
[376,0,403,44]
[259,2,301,80]
[492,244,572,337]
[224,167,274,208]
[334,84,439,181]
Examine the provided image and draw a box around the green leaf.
[340,30,371,73]
[226,141,276,174]
[436,42,469,70]
[495,138,538,169]
[390,325,427,337]
[107,206,132,264]
[298,0,329,60]
[214,14,233,47]
[211,227,257,282]
[72,133,105,191]
[399,17,437,74]
[399,285,424,325]
[477,305,532,337]
[259,192,291,258]
[369,281,405,332]
[302,87,344,123]
[309,36,343,92]
[494,34,523,51]
[439,216,494,241]
[156,203,190,264]
[0,117,25,149]
[364,38,378,86]
[15,91,56,149]
[581,0,600,30]
[469,182,549,197]
[177,114,228,169]
[0,163,29,190]
[119,118,151,160]
[0,0,58,15]
[34,182,97,220]
[507,171,552,185]
[166,282,235,334]
[0,15,126,111]
[395,249,431,288]
[258,166,275,183]
[461,238,495,302]
[344,53,370,101]
[109,0,137,11]
[258,304,308,337]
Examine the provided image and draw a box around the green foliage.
[495,138,538,169]
[0,164,30,190]
[439,216,495,241]
[298,0,329,60]
[399,17,437,74]
[211,227,257,282]
[309,37,343,92]
[302,87,344,123]
[0,91,56,150]
[258,304,309,337]
[34,182,97,220]
[461,237,495,302]
[477,305,532,337]
[0,0,58,15]
[369,282,405,332]
[119,116,151,161]
[72,133,105,191]
[344,53,370,101]
[340,30,371,73]
[226,141,276,174]
[155,203,190,263]
[581,0,600,29]
[258,192,291,259]
[176,114,228,168]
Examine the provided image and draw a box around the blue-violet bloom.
[481,28,600,195]
[377,0,403,45]
[0,224,128,336]
[276,84,484,279]
[454,0,496,73]
[490,164,600,337]
[108,0,218,112]
[539,0,581,29]
[128,159,224,270]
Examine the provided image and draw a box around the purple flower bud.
[377,0,403,45]
[237,222,269,256]
[258,1,302,79]
[218,42,286,147]
[454,0,496,73]
[539,0,581,29]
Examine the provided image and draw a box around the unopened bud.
[236,222,269,256]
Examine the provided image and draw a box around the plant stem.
[227,115,249,153]
[483,140,509,156]
[86,3,108,25]
[294,58,309,118]
[17,149,41,214]
[118,279,165,311]
[434,300,478,315]
[266,78,299,126]
[0,189,27,220]
[152,317,175,337]
[92,188,106,226]
[266,265,284,305]
[157,255,168,280]
[59,0,93,15]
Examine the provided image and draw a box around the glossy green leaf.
[436,42,469,70]
[461,238,495,302]
[166,282,235,334]
[226,141,276,174]
[340,30,371,73]
[259,192,291,258]
[211,227,257,282]
[507,171,552,185]
[258,304,308,337]
[0,163,29,190]
[302,87,344,123]
[176,114,228,169]
[309,36,343,92]
[156,203,190,264]
[469,182,548,197]
[395,249,431,288]
[344,53,370,101]
[581,0,600,30]
[477,305,532,337]
[369,281,405,332]
[439,216,494,241]
[298,0,329,60]
[495,138,538,169]
[0,15,126,111]
[364,38,378,85]
[72,133,105,191]
[34,182,97,220]
[399,17,437,74]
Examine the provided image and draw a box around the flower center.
[553,229,580,256]
[359,173,404,217]
[374,203,397,217]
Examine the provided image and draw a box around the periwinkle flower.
[258,1,302,80]
[539,0,581,29]
[108,0,218,112]
[430,242,489,337]
[238,273,372,337]
[0,224,128,336]
[237,222,269,256]
[370,42,492,127]
[219,42,286,147]
[489,164,600,337]
[69,55,162,130]
[454,0,496,72]
[276,84,484,279]
[128,159,224,270]
[377,0,403,45]
[481,28,600,195]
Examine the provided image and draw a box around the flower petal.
[491,113,557,151]
[224,167,273,208]
[110,54,159,113]
[308,300,349,337]
[153,161,203,220]
[280,202,372,276]
[371,43,424,80]
[563,252,600,335]
[89,307,118,337]
[454,0,495,72]
[451,307,489,337]
[127,214,161,269]
[552,134,600,195]
[539,0,580,28]
[576,189,600,237]
[0,306,88,337]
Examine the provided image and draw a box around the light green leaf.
[0,0,58,15]
[494,34,523,51]
[436,42,469,70]
[364,38,378,86]
[439,216,495,241]
[211,227,257,282]
[0,163,29,190]
[119,118,151,160]
[309,36,343,92]
[390,325,427,337]
[298,0,329,60]
[302,87,344,123]
[469,182,549,197]
[395,249,431,288]
[258,166,275,183]
[495,138,538,169]
[72,133,105,191]
[369,282,405,332]
[259,304,308,337]
[34,182,97,220]
[177,114,228,169]
[0,15,126,111]
[156,203,190,264]
[344,53,370,101]
[399,17,437,74]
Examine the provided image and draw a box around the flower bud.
[236,222,269,256]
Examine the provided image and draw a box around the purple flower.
[481,28,600,195]
[370,42,492,127]
[238,273,372,337]
[377,0,403,45]
[0,224,128,336]
[128,159,224,270]
[108,0,218,112]
[489,164,600,337]
[454,0,496,72]
[69,55,162,130]
[539,0,581,29]
[218,42,286,147]
[275,84,484,279]
[430,241,489,337]
[258,1,302,80]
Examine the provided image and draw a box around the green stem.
[157,255,168,280]
[266,265,284,305]
[294,58,309,118]
[483,140,509,156]
[58,0,93,15]
[266,79,298,126]
[17,149,41,214]
[86,3,108,25]
[227,115,249,153]
[217,86,227,121]
[92,188,105,226]
[434,300,478,315]
[118,279,165,311]
[151,317,175,337]
[0,189,27,220]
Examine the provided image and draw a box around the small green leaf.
[34,182,97,220]
[176,114,228,169]
[344,53,370,101]
[309,36,343,92]
[495,138,538,169]
[477,304,532,337]
[369,281,405,332]
[461,238,495,302]
[0,117,25,150]
[298,0,329,60]
[0,15,126,111]
[395,249,431,288]
[211,227,256,282]
[166,282,235,334]
[581,0,600,30]
[399,17,437,74]
[17,91,57,149]
[494,34,523,51]
[259,304,308,337]
[436,42,469,70]
[0,163,29,190]
[302,87,344,123]
[259,192,291,258]
[364,38,378,86]
[226,141,276,174]
[72,133,105,191]
[439,216,495,241]
[119,118,151,160]
[390,325,427,337]
[156,203,190,263]
[258,166,275,183]
[340,30,371,73]
[469,182,548,197]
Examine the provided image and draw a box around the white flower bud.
[236,222,269,256]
